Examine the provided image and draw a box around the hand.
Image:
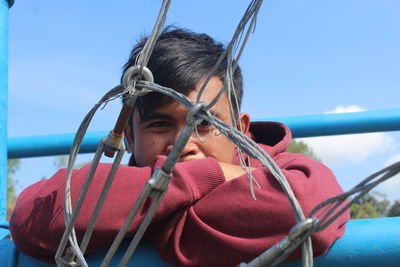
[219,162,255,181]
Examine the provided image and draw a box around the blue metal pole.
[280,217,400,267]
[6,108,400,159]
[8,131,108,158]
[264,108,400,138]
[0,0,13,222]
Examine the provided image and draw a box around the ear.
[124,124,134,153]
[236,112,251,135]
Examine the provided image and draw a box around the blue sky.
[7,1,400,201]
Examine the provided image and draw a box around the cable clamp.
[122,65,154,96]
[186,102,208,126]
[288,217,318,242]
[148,168,171,197]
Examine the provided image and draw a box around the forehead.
[187,76,227,106]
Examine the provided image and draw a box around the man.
[10,27,349,267]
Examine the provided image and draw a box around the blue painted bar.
[7,108,400,159]
[0,221,10,241]
[8,131,107,159]
[263,108,400,138]
[281,217,400,267]
[0,217,399,266]
[0,0,11,222]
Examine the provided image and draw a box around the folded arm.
[149,153,349,266]
[9,156,225,263]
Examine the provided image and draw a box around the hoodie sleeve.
[9,156,225,263]
[147,152,349,267]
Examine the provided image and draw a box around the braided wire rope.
[55,0,312,266]
[55,1,172,266]
[55,0,400,266]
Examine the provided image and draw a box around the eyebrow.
[140,112,173,124]
[209,110,224,120]
[139,109,227,125]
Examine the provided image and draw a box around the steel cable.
[55,0,400,266]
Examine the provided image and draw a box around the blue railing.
[6,108,400,159]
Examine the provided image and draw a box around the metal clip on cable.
[186,102,207,125]
[122,65,154,96]
[162,102,207,173]
[104,65,154,158]
[57,248,79,267]
[238,218,318,267]
[56,125,127,267]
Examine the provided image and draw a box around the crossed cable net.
[54,0,400,266]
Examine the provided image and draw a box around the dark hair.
[122,26,244,122]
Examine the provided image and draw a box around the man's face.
[128,76,250,167]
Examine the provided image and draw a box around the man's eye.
[148,121,171,128]
[198,120,212,128]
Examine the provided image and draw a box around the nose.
[165,132,202,162]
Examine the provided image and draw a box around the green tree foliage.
[350,192,390,219]
[7,159,20,220]
[6,156,85,219]
[350,201,378,219]
[286,141,400,219]
[53,155,88,170]
[287,140,321,162]
[387,200,400,217]
[53,155,68,169]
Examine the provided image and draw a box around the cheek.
[136,139,160,153]
[202,134,236,163]
[133,136,162,166]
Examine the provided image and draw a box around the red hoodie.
[10,122,349,267]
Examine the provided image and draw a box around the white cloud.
[299,105,395,166]
[324,105,367,114]
[375,154,400,199]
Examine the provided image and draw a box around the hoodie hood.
[249,121,292,157]
[232,121,292,167]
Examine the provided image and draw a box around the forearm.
[153,153,349,266]
[218,161,255,181]
[9,156,226,262]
